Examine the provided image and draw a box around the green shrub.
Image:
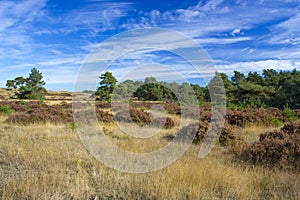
[283,104,297,121]
[68,121,78,131]
[0,105,14,115]
[271,115,283,127]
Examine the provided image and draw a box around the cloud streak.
[1,0,300,91]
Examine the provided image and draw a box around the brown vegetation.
[226,108,285,127]
[0,117,299,199]
[0,97,300,198]
[241,122,300,170]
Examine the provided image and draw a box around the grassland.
[0,88,299,199]
[0,113,299,199]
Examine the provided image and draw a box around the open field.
[0,88,82,105]
[0,120,299,199]
[0,99,300,199]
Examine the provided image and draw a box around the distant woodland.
[96,69,300,109]
[6,68,300,110]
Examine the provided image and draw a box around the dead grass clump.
[241,122,300,170]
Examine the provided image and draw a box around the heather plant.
[177,120,239,147]
[151,117,175,129]
[114,108,151,126]
[242,122,300,170]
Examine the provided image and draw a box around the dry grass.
[0,116,299,199]
[236,124,280,145]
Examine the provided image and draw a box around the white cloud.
[196,37,252,44]
[231,29,242,36]
[40,1,133,36]
[217,59,300,75]
[269,13,300,45]
[0,0,46,31]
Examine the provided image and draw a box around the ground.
[0,89,299,199]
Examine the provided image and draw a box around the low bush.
[0,105,14,115]
[95,102,111,109]
[164,103,181,115]
[241,122,300,170]
[226,108,285,127]
[283,104,298,121]
[177,121,239,147]
[151,117,175,129]
[4,101,73,125]
[114,108,151,126]
[96,110,114,123]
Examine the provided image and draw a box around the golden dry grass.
[236,124,280,145]
[0,116,299,199]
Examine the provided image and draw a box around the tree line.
[96,69,300,109]
[5,68,300,109]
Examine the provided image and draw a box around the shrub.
[241,122,300,170]
[96,110,114,123]
[114,108,151,126]
[177,121,238,146]
[5,101,73,125]
[68,121,78,131]
[95,102,111,109]
[164,103,181,115]
[283,104,298,121]
[226,108,285,127]
[271,115,283,127]
[151,117,175,129]
[0,105,14,115]
[0,101,27,112]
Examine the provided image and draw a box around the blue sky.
[0,0,300,91]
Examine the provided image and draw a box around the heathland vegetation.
[0,68,299,199]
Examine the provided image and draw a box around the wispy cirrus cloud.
[269,13,300,45]
[1,0,300,91]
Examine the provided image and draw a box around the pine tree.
[18,68,47,100]
[95,71,117,101]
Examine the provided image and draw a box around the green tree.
[229,81,274,108]
[262,69,279,87]
[191,84,205,104]
[231,70,245,85]
[246,71,264,85]
[6,68,47,100]
[134,77,175,102]
[273,69,300,109]
[5,80,16,90]
[95,71,117,101]
[113,80,143,100]
[144,77,157,84]
[18,68,47,100]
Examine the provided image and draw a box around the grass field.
[0,113,299,199]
